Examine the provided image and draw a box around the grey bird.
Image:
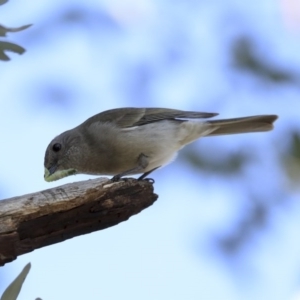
[44,107,278,182]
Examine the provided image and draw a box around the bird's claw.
[111,176,132,182]
[111,175,121,182]
[141,178,155,184]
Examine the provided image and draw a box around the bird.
[44,107,278,182]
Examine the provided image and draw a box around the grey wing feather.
[134,108,218,126]
[83,108,146,128]
[83,107,218,128]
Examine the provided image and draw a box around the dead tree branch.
[0,178,158,266]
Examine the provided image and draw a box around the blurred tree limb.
[0,178,157,266]
[0,0,32,61]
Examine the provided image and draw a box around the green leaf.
[0,41,26,61]
[1,263,31,300]
[0,24,32,37]
[0,0,8,6]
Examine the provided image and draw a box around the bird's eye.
[52,143,61,152]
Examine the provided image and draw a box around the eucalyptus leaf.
[0,0,8,6]
[0,41,25,61]
[0,24,32,37]
[1,263,31,300]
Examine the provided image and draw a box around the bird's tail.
[205,115,278,136]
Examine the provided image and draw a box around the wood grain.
[0,178,158,266]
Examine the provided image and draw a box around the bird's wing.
[83,108,218,128]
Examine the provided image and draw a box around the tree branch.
[0,178,158,266]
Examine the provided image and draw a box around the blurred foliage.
[0,24,31,37]
[283,132,300,188]
[208,130,300,257]
[217,200,268,255]
[183,147,250,175]
[60,5,119,30]
[288,132,300,158]
[28,5,120,39]
[232,36,300,85]
[0,41,25,61]
[0,1,31,61]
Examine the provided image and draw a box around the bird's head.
[44,130,81,182]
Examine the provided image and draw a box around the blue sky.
[0,0,300,299]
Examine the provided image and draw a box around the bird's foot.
[111,175,132,182]
[111,175,121,182]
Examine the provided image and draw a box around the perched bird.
[44,107,278,182]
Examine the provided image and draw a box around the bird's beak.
[48,165,57,176]
[44,167,55,182]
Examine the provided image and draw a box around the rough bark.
[0,178,158,266]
